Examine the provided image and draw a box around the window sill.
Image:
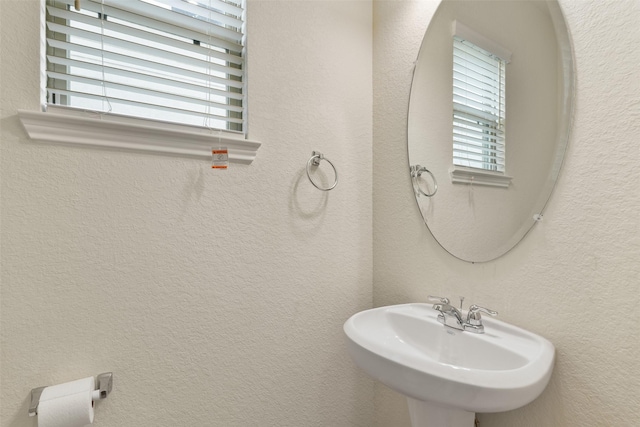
[17,107,261,164]
[450,166,512,188]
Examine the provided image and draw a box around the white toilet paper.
[38,377,95,427]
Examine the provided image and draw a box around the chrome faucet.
[427,296,498,334]
[430,298,465,329]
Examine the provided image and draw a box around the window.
[450,21,511,187]
[453,36,505,172]
[19,0,259,163]
[45,0,245,131]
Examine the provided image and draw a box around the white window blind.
[453,35,506,172]
[45,0,245,132]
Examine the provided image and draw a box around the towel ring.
[306,151,338,191]
[410,165,437,197]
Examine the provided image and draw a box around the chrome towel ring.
[410,165,437,197]
[306,151,338,191]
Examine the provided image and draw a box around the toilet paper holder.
[28,372,113,417]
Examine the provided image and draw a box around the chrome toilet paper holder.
[29,372,113,417]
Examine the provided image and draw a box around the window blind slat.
[453,87,502,111]
[52,0,243,45]
[453,71,503,96]
[46,1,242,52]
[454,126,504,145]
[60,0,245,19]
[454,149,505,165]
[47,8,243,65]
[46,0,245,131]
[454,42,501,71]
[102,0,242,44]
[160,0,244,20]
[453,98,501,119]
[453,110,503,128]
[453,145,504,164]
[46,20,243,78]
[46,39,243,89]
[47,55,243,100]
[453,58,500,87]
[453,79,502,101]
[47,71,243,113]
[453,138,505,156]
[453,156,504,170]
[452,155,505,171]
[453,128,504,146]
[454,131,503,146]
[48,89,244,124]
[158,0,243,29]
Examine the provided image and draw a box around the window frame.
[19,0,260,164]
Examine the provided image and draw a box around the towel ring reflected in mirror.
[411,165,438,197]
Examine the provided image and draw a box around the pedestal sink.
[343,303,555,427]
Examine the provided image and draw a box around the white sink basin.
[344,303,555,425]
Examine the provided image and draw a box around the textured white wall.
[373,0,640,426]
[0,1,373,426]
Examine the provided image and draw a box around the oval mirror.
[408,0,574,263]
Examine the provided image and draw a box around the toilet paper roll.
[38,377,95,427]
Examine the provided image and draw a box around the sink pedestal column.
[407,398,475,427]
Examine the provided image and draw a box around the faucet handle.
[467,304,498,325]
[427,295,450,304]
